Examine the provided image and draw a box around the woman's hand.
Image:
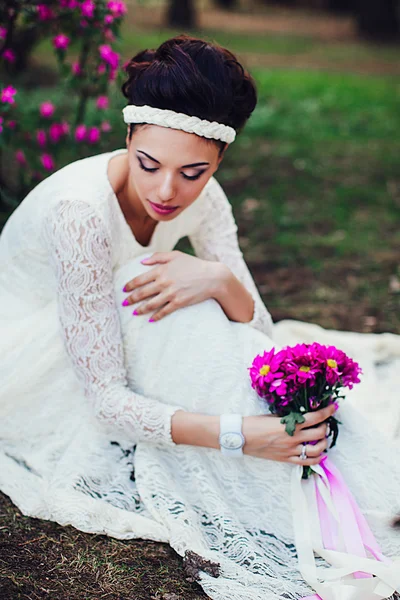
[122,251,228,322]
[242,404,336,466]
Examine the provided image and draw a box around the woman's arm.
[43,199,183,446]
[189,177,274,337]
[212,263,255,324]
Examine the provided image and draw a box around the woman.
[0,35,399,599]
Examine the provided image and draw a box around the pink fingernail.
[122,299,129,307]
[140,259,148,264]
[148,318,155,323]
[123,285,127,292]
[133,310,139,316]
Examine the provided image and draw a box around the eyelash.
[138,160,204,181]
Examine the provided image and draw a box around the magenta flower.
[0,26,7,40]
[1,85,17,104]
[96,96,109,110]
[37,4,54,20]
[60,0,79,7]
[87,126,100,144]
[49,123,63,143]
[40,101,55,118]
[8,120,16,129]
[104,14,114,25]
[3,49,16,63]
[81,0,95,18]
[98,63,107,75]
[107,0,127,17]
[36,130,47,147]
[98,44,119,69]
[53,34,70,51]
[100,121,112,132]
[71,62,82,76]
[15,150,26,165]
[40,153,55,171]
[248,348,285,398]
[75,124,87,142]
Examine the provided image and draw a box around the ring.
[300,443,307,460]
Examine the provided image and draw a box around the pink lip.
[148,200,179,215]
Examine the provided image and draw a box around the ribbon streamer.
[292,456,400,600]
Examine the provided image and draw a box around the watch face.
[220,432,244,450]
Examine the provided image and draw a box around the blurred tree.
[355,0,400,40]
[166,0,196,28]
[327,0,354,12]
[214,0,237,8]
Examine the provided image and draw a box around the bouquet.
[248,342,362,478]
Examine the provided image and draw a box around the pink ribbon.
[301,456,390,600]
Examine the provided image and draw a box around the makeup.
[148,200,179,215]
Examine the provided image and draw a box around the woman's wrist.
[171,410,220,449]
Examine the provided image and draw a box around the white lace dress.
[1,149,399,600]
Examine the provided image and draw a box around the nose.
[157,173,177,204]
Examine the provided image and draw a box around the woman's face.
[125,124,225,221]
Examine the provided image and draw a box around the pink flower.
[8,120,16,129]
[60,0,79,7]
[97,63,107,75]
[104,14,114,25]
[108,69,117,82]
[15,150,26,165]
[37,5,54,20]
[71,61,82,76]
[60,121,70,135]
[40,101,55,118]
[104,29,115,42]
[75,124,87,142]
[1,85,17,104]
[107,0,127,17]
[87,126,100,144]
[0,26,7,40]
[49,123,63,143]
[98,44,119,69]
[81,0,95,18]
[248,348,285,400]
[40,153,55,171]
[100,121,112,132]
[53,34,70,51]
[36,130,47,147]
[96,96,109,110]
[3,48,16,63]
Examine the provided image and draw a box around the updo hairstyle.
[121,34,257,155]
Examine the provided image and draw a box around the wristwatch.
[219,414,245,457]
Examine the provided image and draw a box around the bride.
[1,34,399,600]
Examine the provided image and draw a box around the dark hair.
[121,34,257,155]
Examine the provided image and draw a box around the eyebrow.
[137,150,210,168]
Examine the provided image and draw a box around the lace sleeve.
[43,199,182,446]
[189,177,274,337]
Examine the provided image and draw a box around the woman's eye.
[138,160,158,173]
[182,171,205,181]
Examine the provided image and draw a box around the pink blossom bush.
[1,86,17,104]
[96,96,109,110]
[40,102,55,118]
[53,34,70,51]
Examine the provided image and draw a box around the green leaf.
[280,412,306,436]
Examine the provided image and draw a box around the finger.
[299,404,336,429]
[140,252,175,265]
[297,424,327,443]
[294,439,328,458]
[288,454,324,467]
[133,292,171,316]
[123,281,161,307]
[123,268,159,293]
[148,299,180,322]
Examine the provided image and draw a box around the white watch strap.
[219,414,245,457]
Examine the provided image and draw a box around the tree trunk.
[355,0,400,40]
[167,0,196,29]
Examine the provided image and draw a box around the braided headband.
[122,104,236,144]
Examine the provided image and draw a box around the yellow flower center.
[300,366,311,373]
[327,359,338,369]
[260,365,271,376]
